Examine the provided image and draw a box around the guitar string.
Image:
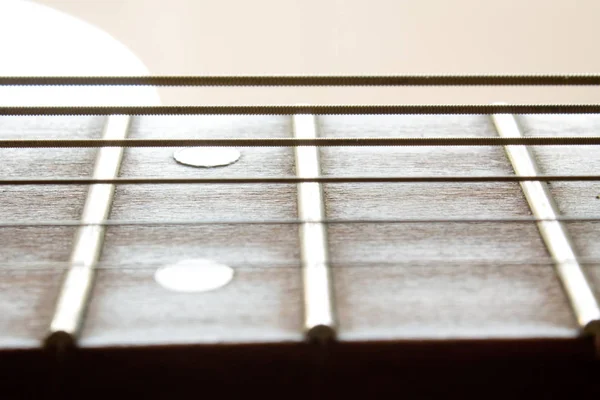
[3,137,600,147]
[3,261,600,272]
[1,175,600,185]
[3,74,600,86]
[3,216,600,227]
[3,104,600,115]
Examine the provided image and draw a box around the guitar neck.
[1,111,599,344]
[1,110,600,397]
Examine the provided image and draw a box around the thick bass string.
[2,104,600,115]
[3,74,600,86]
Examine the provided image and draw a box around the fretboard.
[1,77,600,356]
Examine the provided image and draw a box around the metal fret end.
[44,330,76,352]
[306,324,336,345]
[583,319,600,336]
[586,320,600,359]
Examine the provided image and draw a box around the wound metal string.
[3,74,600,86]
[2,104,600,116]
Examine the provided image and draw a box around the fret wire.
[45,115,131,350]
[492,110,600,336]
[293,113,337,343]
[3,74,600,86]
[3,136,600,148]
[2,175,600,185]
[2,104,600,115]
[5,216,600,228]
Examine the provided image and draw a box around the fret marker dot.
[173,147,241,168]
[154,259,234,293]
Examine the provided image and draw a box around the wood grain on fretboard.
[1,114,600,349]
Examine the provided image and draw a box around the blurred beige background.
[32,0,600,105]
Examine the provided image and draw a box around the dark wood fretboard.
[1,76,599,397]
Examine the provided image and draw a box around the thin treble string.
[3,260,600,272]
[1,175,600,185]
[3,216,600,227]
[2,137,600,147]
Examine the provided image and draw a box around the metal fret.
[491,111,600,335]
[45,115,130,349]
[293,113,337,343]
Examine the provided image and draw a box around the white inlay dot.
[154,259,234,292]
[173,147,241,168]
